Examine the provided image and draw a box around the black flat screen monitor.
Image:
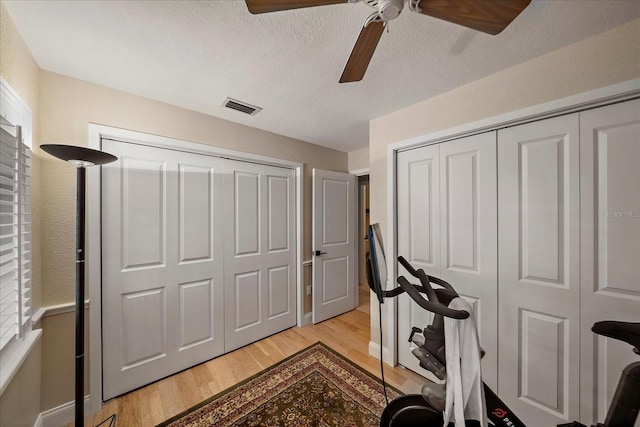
[367,223,386,304]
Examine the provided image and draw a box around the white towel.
[442,297,488,427]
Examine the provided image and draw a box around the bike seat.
[592,321,640,351]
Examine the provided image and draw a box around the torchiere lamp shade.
[41,144,117,167]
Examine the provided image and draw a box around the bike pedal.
[412,346,446,380]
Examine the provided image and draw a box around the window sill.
[0,328,42,396]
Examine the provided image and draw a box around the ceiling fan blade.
[245,0,347,14]
[340,20,385,83]
[417,0,531,35]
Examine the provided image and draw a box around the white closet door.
[396,134,498,387]
[438,132,498,389]
[579,99,640,426]
[223,160,296,352]
[397,144,441,379]
[102,140,224,399]
[497,114,581,425]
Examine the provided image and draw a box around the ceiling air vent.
[222,97,262,116]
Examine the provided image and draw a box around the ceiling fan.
[245,0,531,83]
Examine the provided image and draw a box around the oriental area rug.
[157,342,401,427]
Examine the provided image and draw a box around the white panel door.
[438,133,498,389]
[312,169,357,324]
[223,160,296,352]
[397,143,441,380]
[396,134,497,388]
[579,99,640,426]
[497,114,581,425]
[102,140,224,399]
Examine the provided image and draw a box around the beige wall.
[0,336,41,427]
[348,147,369,173]
[0,2,43,424]
[4,0,347,413]
[37,71,347,410]
[39,70,347,306]
[370,17,640,235]
[39,309,90,411]
[368,18,640,349]
[5,0,639,416]
[0,1,41,310]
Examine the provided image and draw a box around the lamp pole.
[74,166,86,427]
[41,145,117,426]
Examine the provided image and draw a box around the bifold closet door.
[498,114,581,426]
[396,133,497,387]
[102,140,225,400]
[437,133,498,389]
[397,143,441,381]
[223,160,296,352]
[579,99,640,426]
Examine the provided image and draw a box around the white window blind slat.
[16,124,30,337]
[0,284,15,305]
[0,324,16,349]
[0,251,14,266]
[0,303,15,320]
[0,123,30,351]
[0,301,16,330]
[0,265,16,281]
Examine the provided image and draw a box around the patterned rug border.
[156,341,402,427]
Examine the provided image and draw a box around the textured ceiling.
[4,0,640,152]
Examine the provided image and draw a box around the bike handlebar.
[397,255,419,277]
[397,277,469,319]
[397,256,439,303]
[395,256,470,320]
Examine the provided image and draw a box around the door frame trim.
[86,124,304,410]
[382,78,640,367]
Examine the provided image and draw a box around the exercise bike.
[366,248,640,427]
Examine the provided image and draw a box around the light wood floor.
[85,287,426,426]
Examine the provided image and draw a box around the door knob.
[314,250,327,256]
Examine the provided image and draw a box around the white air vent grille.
[222,97,262,116]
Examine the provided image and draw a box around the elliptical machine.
[366,239,640,427]
[367,250,525,427]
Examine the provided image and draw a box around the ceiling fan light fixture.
[377,0,404,21]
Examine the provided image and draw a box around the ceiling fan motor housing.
[377,0,404,21]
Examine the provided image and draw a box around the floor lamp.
[41,144,117,426]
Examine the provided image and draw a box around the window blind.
[0,121,30,351]
[18,134,31,330]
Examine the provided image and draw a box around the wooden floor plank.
[80,292,428,426]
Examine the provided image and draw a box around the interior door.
[497,114,581,426]
[312,169,357,324]
[579,99,640,426]
[223,160,296,352]
[397,143,441,381]
[102,140,224,400]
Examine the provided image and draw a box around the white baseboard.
[368,340,393,366]
[302,312,312,327]
[39,396,90,427]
